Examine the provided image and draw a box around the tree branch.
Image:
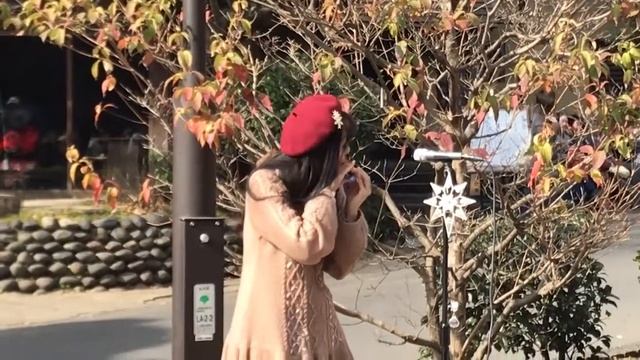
[333,302,441,353]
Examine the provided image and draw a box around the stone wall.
[0,215,173,294]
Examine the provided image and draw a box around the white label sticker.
[193,283,215,342]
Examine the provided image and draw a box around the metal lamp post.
[172,1,225,359]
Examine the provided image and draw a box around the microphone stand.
[439,161,452,360]
[422,159,474,360]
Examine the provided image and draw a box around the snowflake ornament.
[332,110,343,129]
[424,170,476,238]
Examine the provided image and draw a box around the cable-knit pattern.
[283,258,310,355]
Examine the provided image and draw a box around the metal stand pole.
[440,162,452,360]
[440,223,450,360]
[172,1,225,359]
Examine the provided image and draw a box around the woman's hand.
[343,167,371,221]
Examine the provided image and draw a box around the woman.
[223,94,371,359]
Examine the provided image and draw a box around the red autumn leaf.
[424,131,455,151]
[407,91,420,122]
[475,109,487,125]
[93,183,103,206]
[528,154,544,189]
[101,75,117,97]
[206,132,218,148]
[469,148,490,159]
[338,97,351,113]
[584,93,598,111]
[230,64,249,83]
[416,102,427,116]
[227,112,245,129]
[439,132,454,151]
[312,71,322,88]
[214,89,227,106]
[259,94,274,112]
[139,178,152,205]
[424,131,440,143]
[510,93,520,110]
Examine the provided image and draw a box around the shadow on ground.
[0,318,169,360]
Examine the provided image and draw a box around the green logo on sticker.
[199,295,210,304]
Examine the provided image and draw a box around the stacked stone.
[0,215,173,294]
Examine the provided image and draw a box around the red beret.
[280,94,343,157]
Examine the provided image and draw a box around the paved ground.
[1,231,639,359]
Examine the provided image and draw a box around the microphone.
[412,148,485,163]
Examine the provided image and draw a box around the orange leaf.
[584,93,598,111]
[101,75,117,97]
[106,186,119,209]
[258,94,273,112]
[182,87,194,102]
[510,94,520,110]
[117,38,128,50]
[139,179,152,205]
[192,91,203,112]
[94,103,116,125]
[528,154,543,189]
[591,151,606,170]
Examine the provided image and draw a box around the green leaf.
[404,124,418,141]
[103,60,114,74]
[213,54,226,72]
[91,60,101,80]
[49,28,66,46]
[240,19,252,34]
[393,72,405,88]
[622,52,633,68]
[624,69,633,84]
[540,142,553,163]
[630,47,640,60]
[395,40,408,59]
[87,9,99,24]
[178,50,193,71]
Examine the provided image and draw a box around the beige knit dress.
[222,169,368,360]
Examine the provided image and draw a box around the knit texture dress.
[222,169,368,360]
